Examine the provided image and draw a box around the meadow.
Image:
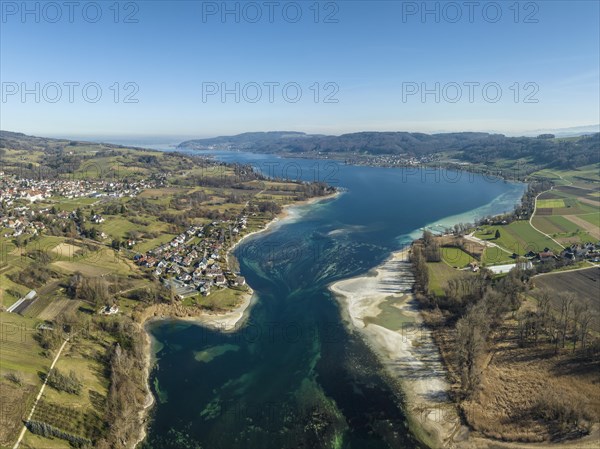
[475,220,562,254]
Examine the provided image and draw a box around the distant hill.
[2,130,597,171]
[0,130,150,153]
[521,124,600,138]
[178,131,600,170]
[178,131,320,150]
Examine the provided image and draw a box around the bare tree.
[536,288,552,332]
[456,303,489,396]
[573,304,595,353]
[557,293,575,350]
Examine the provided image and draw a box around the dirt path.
[12,338,70,449]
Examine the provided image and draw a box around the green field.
[51,247,132,277]
[532,216,596,245]
[427,262,468,297]
[531,177,600,245]
[475,221,562,254]
[183,286,248,311]
[532,215,582,234]
[537,199,566,209]
[579,212,600,229]
[47,197,99,212]
[549,201,597,216]
[0,315,48,379]
[133,233,177,253]
[481,247,515,265]
[440,246,475,268]
[96,216,142,240]
[531,163,600,187]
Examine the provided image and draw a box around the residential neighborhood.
[134,217,249,298]
[0,171,159,240]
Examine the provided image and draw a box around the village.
[0,167,255,308]
[0,170,159,239]
[134,218,248,299]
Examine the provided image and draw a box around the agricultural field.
[532,181,600,245]
[531,163,600,188]
[532,267,600,332]
[579,211,600,228]
[532,215,581,234]
[537,198,566,209]
[532,215,597,244]
[51,246,133,277]
[474,220,562,255]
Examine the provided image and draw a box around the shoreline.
[226,190,342,271]
[329,250,599,448]
[133,190,341,448]
[329,248,464,449]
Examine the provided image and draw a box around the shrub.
[45,369,82,395]
[5,371,23,385]
[532,390,592,435]
[26,420,91,447]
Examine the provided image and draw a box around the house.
[24,190,44,203]
[230,275,246,287]
[179,273,192,282]
[214,275,227,286]
[99,304,119,315]
[538,251,555,262]
[205,266,221,277]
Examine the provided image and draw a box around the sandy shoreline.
[329,248,463,449]
[133,190,341,448]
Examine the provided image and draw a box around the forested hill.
[178,131,600,170]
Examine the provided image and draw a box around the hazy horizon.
[10,123,600,147]
[2,1,599,136]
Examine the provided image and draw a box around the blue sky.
[1,0,599,138]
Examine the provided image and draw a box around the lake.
[141,153,526,449]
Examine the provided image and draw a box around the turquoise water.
[142,155,526,449]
